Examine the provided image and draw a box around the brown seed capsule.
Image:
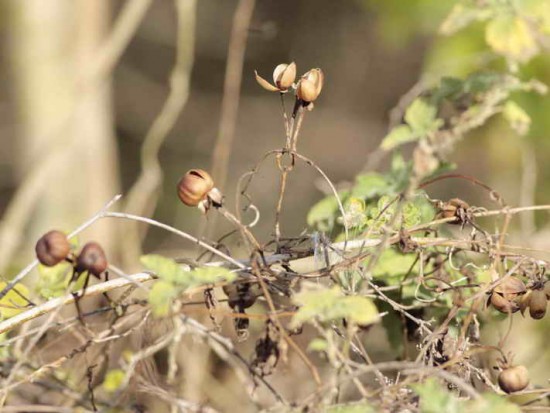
[498,365,529,393]
[273,62,296,90]
[254,62,296,92]
[297,68,324,103]
[490,292,520,313]
[494,276,526,300]
[76,242,108,278]
[490,276,526,314]
[35,230,71,267]
[528,289,547,319]
[177,169,215,207]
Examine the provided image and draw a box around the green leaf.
[352,173,390,199]
[307,192,349,231]
[338,197,367,228]
[381,125,418,150]
[102,369,126,393]
[463,72,501,94]
[140,254,188,284]
[439,4,492,35]
[326,402,376,413]
[502,100,531,135]
[37,261,73,298]
[405,98,442,135]
[485,14,539,63]
[412,378,461,413]
[402,201,422,228]
[0,282,31,319]
[148,281,180,317]
[291,284,379,328]
[372,249,417,282]
[307,338,328,352]
[188,266,237,286]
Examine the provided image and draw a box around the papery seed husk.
[273,62,296,90]
[255,71,279,92]
[297,79,318,102]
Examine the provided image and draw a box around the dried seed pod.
[76,242,108,278]
[490,292,520,314]
[273,62,296,90]
[490,277,526,314]
[528,289,547,319]
[498,365,529,393]
[177,169,214,207]
[255,62,296,92]
[35,230,71,267]
[297,68,324,103]
[494,277,526,300]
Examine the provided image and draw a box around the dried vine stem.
[0,273,154,335]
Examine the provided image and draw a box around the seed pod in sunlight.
[490,276,526,314]
[254,62,296,93]
[273,62,296,90]
[35,230,71,267]
[498,365,529,393]
[177,169,222,214]
[297,68,324,103]
[490,292,519,313]
[76,242,108,278]
[528,288,547,319]
[494,277,526,300]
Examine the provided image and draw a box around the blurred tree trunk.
[1,0,119,272]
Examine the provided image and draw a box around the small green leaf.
[102,369,126,393]
[372,249,417,282]
[486,14,539,63]
[338,197,367,228]
[37,261,73,298]
[140,254,188,283]
[402,201,421,228]
[307,338,328,352]
[405,99,442,135]
[412,378,461,413]
[189,266,237,286]
[503,100,531,135]
[439,4,492,35]
[0,282,31,319]
[148,281,180,317]
[463,72,501,94]
[381,125,418,150]
[341,296,380,325]
[291,284,379,328]
[307,192,349,231]
[352,173,390,199]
